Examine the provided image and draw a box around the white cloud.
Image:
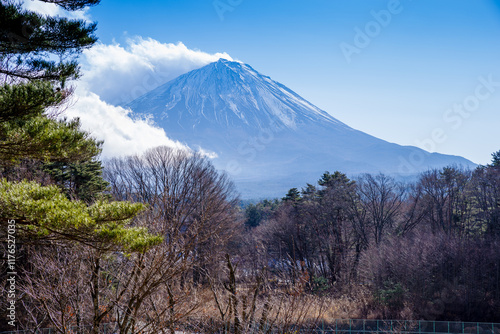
[62,37,232,158]
[22,0,90,20]
[193,147,219,159]
[80,38,233,106]
[21,4,231,159]
[65,91,190,158]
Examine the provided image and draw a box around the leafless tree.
[9,146,241,334]
[103,146,241,333]
[18,244,94,333]
[355,174,407,245]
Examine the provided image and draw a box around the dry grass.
[176,286,371,332]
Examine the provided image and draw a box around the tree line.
[240,160,500,321]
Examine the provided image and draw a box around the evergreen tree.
[1,0,98,83]
[243,199,280,228]
[0,179,161,251]
[301,183,318,201]
[42,160,109,203]
[245,204,262,228]
[318,171,353,188]
[491,150,500,167]
[0,2,162,332]
[283,187,301,202]
[0,0,158,246]
[0,0,101,163]
[317,171,356,199]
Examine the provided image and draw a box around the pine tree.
[42,160,109,203]
[0,179,161,251]
[283,187,301,202]
[245,204,262,228]
[318,171,353,188]
[0,3,162,332]
[1,0,98,83]
[301,183,318,201]
[491,150,500,167]
[0,0,101,163]
[0,0,159,246]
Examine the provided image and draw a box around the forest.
[3,147,500,333]
[1,0,500,333]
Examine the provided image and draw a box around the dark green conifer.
[0,0,101,163]
[0,0,159,247]
[283,187,301,202]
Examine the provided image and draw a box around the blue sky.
[77,0,500,164]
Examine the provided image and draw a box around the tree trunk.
[91,257,100,334]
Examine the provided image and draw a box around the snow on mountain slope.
[127,59,476,198]
[128,59,344,131]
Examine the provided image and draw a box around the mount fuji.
[127,59,475,198]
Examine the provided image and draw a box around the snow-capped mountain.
[127,59,344,130]
[127,59,476,198]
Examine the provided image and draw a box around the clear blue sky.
[85,0,500,164]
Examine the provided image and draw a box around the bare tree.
[356,174,407,245]
[103,146,241,333]
[10,146,241,334]
[18,245,93,333]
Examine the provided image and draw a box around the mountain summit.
[128,59,344,131]
[127,59,475,198]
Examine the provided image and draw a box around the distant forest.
[1,0,500,333]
